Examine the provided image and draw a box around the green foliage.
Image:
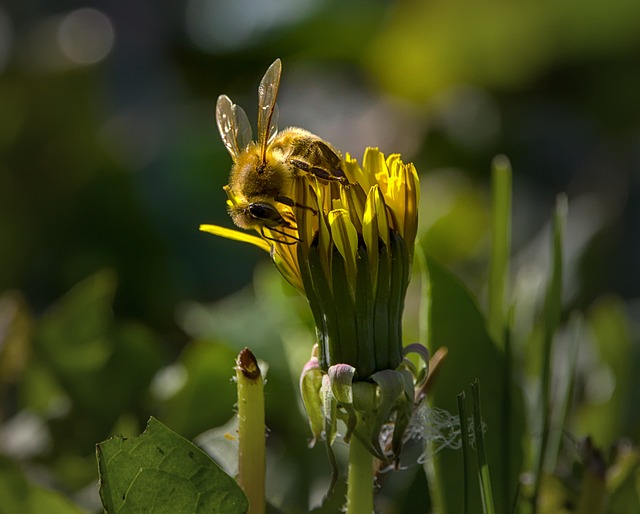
[158,340,237,440]
[97,417,248,514]
[369,0,640,101]
[0,456,86,514]
[425,257,524,514]
[36,271,164,433]
[576,297,635,447]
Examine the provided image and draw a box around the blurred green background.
[1,0,639,512]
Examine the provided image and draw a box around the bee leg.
[260,226,301,245]
[276,195,318,215]
[289,159,349,185]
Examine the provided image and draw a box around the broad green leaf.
[0,456,86,514]
[97,417,248,514]
[35,271,164,439]
[425,258,524,514]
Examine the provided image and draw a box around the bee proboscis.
[216,59,347,243]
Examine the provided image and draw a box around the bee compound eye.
[248,202,281,222]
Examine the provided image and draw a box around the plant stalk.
[346,436,374,514]
[236,348,266,514]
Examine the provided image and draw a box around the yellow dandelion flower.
[203,59,426,465]
[203,147,420,377]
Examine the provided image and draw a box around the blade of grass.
[457,392,470,514]
[488,155,512,349]
[502,309,515,510]
[546,313,582,470]
[532,195,567,512]
[471,380,496,514]
[489,157,516,511]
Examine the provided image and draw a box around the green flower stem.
[346,436,374,514]
[236,348,265,514]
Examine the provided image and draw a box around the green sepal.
[403,343,430,367]
[387,230,410,370]
[330,250,359,371]
[321,374,337,447]
[373,242,391,371]
[328,363,356,405]
[370,369,404,455]
[327,364,358,443]
[298,244,329,366]
[355,247,376,378]
[306,245,339,371]
[404,342,430,389]
[390,369,415,461]
[351,381,386,459]
[299,352,325,446]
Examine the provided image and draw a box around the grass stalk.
[472,380,496,514]
[457,392,470,514]
[488,156,512,349]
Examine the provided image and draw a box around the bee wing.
[313,140,346,180]
[268,103,279,144]
[216,94,253,159]
[235,104,252,150]
[257,59,282,152]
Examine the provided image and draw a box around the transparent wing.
[216,95,253,159]
[268,103,279,144]
[235,104,252,150]
[257,59,282,153]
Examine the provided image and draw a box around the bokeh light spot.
[186,0,316,52]
[57,8,114,65]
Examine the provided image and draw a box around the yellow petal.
[401,162,420,254]
[340,183,366,233]
[199,224,271,253]
[328,209,358,283]
[363,148,388,191]
[363,186,381,288]
[272,248,304,293]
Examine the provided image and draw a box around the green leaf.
[97,417,248,514]
[487,156,511,348]
[471,380,496,514]
[532,195,566,504]
[456,392,470,514]
[425,258,524,514]
[35,271,164,434]
[0,456,87,514]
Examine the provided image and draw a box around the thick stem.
[236,348,265,514]
[346,436,374,514]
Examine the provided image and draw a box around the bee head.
[248,202,288,225]
[228,200,290,230]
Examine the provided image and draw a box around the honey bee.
[216,58,347,243]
